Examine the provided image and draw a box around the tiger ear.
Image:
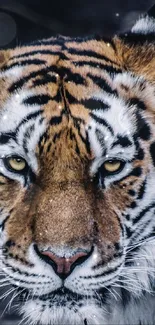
[113,72,155,113]
[116,15,155,83]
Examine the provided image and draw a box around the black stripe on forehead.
[0,111,43,146]
[73,61,122,74]
[90,112,114,136]
[33,74,57,87]
[95,129,107,154]
[87,73,117,95]
[11,50,61,60]
[9,65,85,94]
[81,98,110,111]
[23,124,35,153]
[64,73,85,85]
[67,48,117,65]
[2,59,46,72]
[8,67,51,93]
[23,94,52,106]
[9,67,54,94]
[0,132,16,144]
[112,135,132,148]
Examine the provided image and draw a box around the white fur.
[132,15,155,34]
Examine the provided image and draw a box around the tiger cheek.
[95,194,121,243]
[4,190,34,246]
[0,179,20,210]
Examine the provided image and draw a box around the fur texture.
[0,15,155,325]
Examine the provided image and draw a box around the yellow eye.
[6,157,26,172]
[103,160,122,173]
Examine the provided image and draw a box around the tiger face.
[0,16,155,325]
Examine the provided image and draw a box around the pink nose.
[38,248,91,279]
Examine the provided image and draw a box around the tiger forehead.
[1,38,119,132]
[5,36,118,101]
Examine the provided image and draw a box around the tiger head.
[0,16,155,325]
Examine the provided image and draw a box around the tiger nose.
[34,245,92,279]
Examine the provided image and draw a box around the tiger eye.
[7,157,26,171]
[103,160,121,173]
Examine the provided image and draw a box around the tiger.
[0,13,155,325]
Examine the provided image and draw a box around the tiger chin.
[0,14,155,325]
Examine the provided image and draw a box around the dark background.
[0,0,155,48]
[0,0,155,324]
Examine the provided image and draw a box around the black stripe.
[2,59,46,71]
[3,260,49,278]
[23,94,52,106]
[8,64,83,93]
[137,177,147,200]
[53,131,62,143]
[82,261,123,279]
[23,124,35,153]
[136,111,151,141]
[65,73,85,85]
[81,98,110,110]
[0,132,16,144]
[9,68,49,93]
[112,135,132,148]
[27,168,36,184]
[68,48,117,65]
[33,74,57,87]
[150,142,155,166]
[113,167,142,185]
[15,111,42,138]
[129,166,142,177]
[11,50,60,60]
[130,218,154,244]
[50,115,62,126]
[125,225,133,238]
[38,132,49,154]
[135,147,144,160]
[90,112,114,135]
[0,215,10,231]
[133,202,155,225]
[128,98,146,110]
[87,73,117,94]
[52,90,63,103]
[8,65,62,93]
[84,130,91,155]
[72,117,91,154]
[73,60,122,74]
[67,129,80,155]
[65,90,78,105]
[2,265,44,284]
